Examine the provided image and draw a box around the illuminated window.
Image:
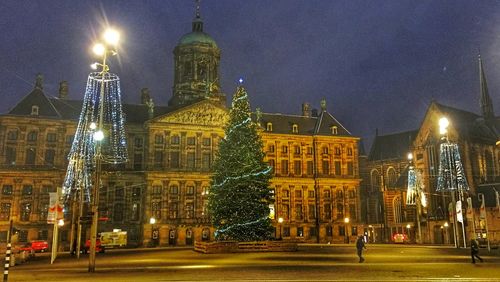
[266,122,273,131]
[322,147,329,154]
[347,147,353,156]
[332,126,338,135]
[292,124,298,133]
[294,146,300,154]
[268,145,275,153]
[31,105,39,116]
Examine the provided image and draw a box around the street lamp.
[150,217,158,246]
[88,27,120,273]
[344,217,350,243]
[278,217,284,240]
[443,222,449,244]
[406,152,423,244]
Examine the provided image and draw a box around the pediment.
[155,101,228,126]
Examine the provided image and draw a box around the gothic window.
[387,167,397,188]
[370,170,380,192]
[393,196,402,224]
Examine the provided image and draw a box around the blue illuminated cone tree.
[208,85,273,241]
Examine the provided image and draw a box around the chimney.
[141,88,151,104]
[58,81,68,99]
[302,103,311,117]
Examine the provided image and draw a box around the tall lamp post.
[344,217,350,243]
[478,193,491,252]
[278,217,284,240]
[150,217,158,246]
[88,28,120,272]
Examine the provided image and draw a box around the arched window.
[266,122,273,132]
[31,105,39,116]
[27,131,38,142]
[393,196,402,223]
[370,170,380,192]
[485,150,495,182]
[387,167,397,188]
[331,126,338,135]
[292,124,298,133]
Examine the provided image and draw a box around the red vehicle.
[392,233,408,244]
[20,240,49,253]
[83,239,105,253]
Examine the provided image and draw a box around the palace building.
[0,7,361,247]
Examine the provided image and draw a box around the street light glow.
[278,217,284,223]
[407,153,413,161]
[94,130,104,141]
[58,219,65,226]
[344,217,350,223]
[92,43,106,56]
[150,217,156,225]
[103,28,120,46]
[439,117,449,135]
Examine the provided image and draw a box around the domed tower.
[169,2,226,107]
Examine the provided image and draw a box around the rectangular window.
[170,186,179,194]
[5,147,16,165]
[45,149,55,165]
[282,189,289,198]
[18,230,28,243]
[0,203,11,221]
[2,185,13,196]
[335,147,341,156]
[294,160,301,176]
[324,204,332,220]
[282,146,288,153]
[187,152,195,169]
[309,227,317,236]
[202,138,211,146]
[295,204,303,220]
[185,203,194,218]
[282,204,289,220]
[130,203,140,221]
[335,161,341,175]
[152,185,162,195]
[281,160,288,175]
[202,153,211,170]
[294,146,300,154]
[7,130,18,141]
[307,147,313,155]
[133,153,143,170]
[324,190,331,199]
[187,137,196,146]
[115,187,124,200]
[308,190,315,198]
[170,151,180,168]
[21,202,31,221]
[152,200,161,220]
[268,145,275,153]
[347,161,353,175]
[46,133,57,142]
[297,227,304,237]
[308,204,316,219]
[186,186,195,195]
[113,203,124,222]
[22,185,33,196]
[326,226,333,236]
[295,189,302,199]
[154,151,163,168]
[65,135,74,145]
[134,137,143,147]
[170,135,180,145]
[347,147,353,156]
[155,134,164,144]
[169,203,178,219]
[339,226,345,236]
[283,227,290,237]
[307,161,313,175]
[27,131,38,142]
[322,160,329,175]
[26,148,36,165]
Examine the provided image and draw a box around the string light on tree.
[208,85,273,242]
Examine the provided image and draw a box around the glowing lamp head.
[103,28,120,46]
[93,43,106,56]
[149,217,156,225]
[90,63,99,70]
[344,217,350,224]
[406,224,411,229]
[58,219,64,226]
[439,117,449,135]
[94,130,104,141]
[444,222,449,227]
[89,122,97,130]
[278,217,284,224]
[407,153,413,161]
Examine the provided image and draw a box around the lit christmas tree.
[208,84,274,241]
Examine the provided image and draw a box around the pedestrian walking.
[356,235,366,263]
[470,238,483,264]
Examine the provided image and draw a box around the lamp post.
[278,217,284,240]
[443,222,449,244]
[150,217,158,246]
[88,28,120,273]
[344,217,350,243]
[406,152,423,244]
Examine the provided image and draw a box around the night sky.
[2,1,500,149]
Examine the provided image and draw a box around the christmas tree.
[208,85,274,241]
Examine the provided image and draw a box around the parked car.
[83,239,105,254]
[392,233,408,244]
[22,240,49,253]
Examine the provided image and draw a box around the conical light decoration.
[436,142,469,192]
[62,72,127,202]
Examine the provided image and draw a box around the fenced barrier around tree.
[194,240,298,254]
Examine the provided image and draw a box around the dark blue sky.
[2,1,500,148]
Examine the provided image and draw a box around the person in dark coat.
[356,235,366,263]
[470,238,483,263]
